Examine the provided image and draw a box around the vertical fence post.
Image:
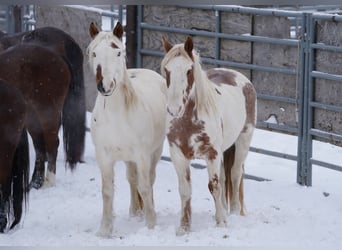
[126,5,137,68]
[297,12,313,186]
[136,5,143,68]
[214,10,221,67]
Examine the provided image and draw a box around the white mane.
[191,51,218,115]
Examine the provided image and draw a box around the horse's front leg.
[136,157,156,229]
[169,146,192,236]
[207,157,227,227]
[97,155,115,237]
[125,161,143,217]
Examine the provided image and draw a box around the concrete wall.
[35,5,102,111]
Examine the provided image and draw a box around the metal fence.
[136,5,342,186]
[1,5,341,186]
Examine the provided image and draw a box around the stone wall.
[35,5,102,111]
[141,6,300,132]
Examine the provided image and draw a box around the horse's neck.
[193,63,217,115]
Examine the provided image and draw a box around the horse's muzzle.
[97,81,113,96]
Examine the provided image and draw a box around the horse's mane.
[161,44,218,115]
[86,31,125,67]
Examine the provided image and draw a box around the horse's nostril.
[97,81,106,93]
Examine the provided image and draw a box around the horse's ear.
[113,22,124,39]
[184,36,194,59]
[89,22,99,39]
[162,36,173,53]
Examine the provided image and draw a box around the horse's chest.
[167,117,218,161]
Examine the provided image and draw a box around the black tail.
[223,144,236,207]
[10,128,30,230]
[62,38,86,170]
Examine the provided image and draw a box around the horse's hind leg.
[207,156,227,227]
[44,133,60,187]
[40,113,62,187]
[136,157,156,229]
[0,203,7,233]
[230,128,254,215]
[26,112,46,189]
[125,161,144,217]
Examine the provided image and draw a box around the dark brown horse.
[0,27,86,189]
[0,79,30,232]
[0,42,84,190]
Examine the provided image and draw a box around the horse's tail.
[10,128,30,230]
[62,38,86,170]
[223,144,236,209]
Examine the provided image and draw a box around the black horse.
[0,27,86,189]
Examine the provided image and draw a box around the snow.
[0,112,341,247]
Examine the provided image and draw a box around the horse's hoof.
[29,179,44,189]
[96,228,112,238]
[0,217,7,233]
[45,172,56,187]
[176,225,190,236]
[216,220,227,228]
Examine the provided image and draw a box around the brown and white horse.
[161,36,257,235]
[87,22,167,237]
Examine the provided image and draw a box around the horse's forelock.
[161,44,195,74]
[87,31,124,66]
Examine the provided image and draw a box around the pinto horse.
[0,27,86,189]
[87,22,167,237]
[0,79,30,232]
[161,36,257,235]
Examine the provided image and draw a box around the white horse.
[87,22,167,237]
[161,36,257,235]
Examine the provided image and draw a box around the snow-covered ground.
[0,112,341,247]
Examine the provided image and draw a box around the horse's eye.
[187,69,193,76]
[92,52,96,57]
[117,51,121,57]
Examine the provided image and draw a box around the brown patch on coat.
[208,174,219,200]
[206,68,256,130]
[96,64,103,84]
[181,198,191,227]
[167,99,217,161]
[206,68,238,86]
[185,167,191,182]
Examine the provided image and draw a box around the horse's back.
[0,43,71,100]
[127,68,167,138]
[127,68,167,103]
[206,68,256,148]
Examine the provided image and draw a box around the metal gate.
[135,5,342,186]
